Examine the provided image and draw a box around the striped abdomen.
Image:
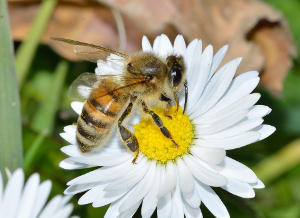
[76,92,128,153]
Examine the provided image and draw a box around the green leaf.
[0,0,23,179]
[31,60,69,133]
[253,138,300,184]
[15,0,58,86]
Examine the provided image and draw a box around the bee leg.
[183,80,188,114]
[159,94,172,119]
[117,100,139,164]
[173,92,179,113]
[141,101,179,148]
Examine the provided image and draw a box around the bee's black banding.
[76,136,93,153]
[81,108,109,129]
[108,92,119,102]
[89,99,117,117]
[77,122,97,141]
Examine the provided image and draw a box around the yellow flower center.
[133,106,194,163]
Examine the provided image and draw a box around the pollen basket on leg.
[134,106,194,163]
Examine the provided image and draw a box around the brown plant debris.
[8,0,296,95]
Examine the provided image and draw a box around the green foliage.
[1,0,300,217]
[0,0,23,181]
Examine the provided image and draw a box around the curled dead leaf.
[8,0,296,95]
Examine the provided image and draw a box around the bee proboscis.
[51,37,188,164]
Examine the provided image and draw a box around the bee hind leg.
[117,100,139,164]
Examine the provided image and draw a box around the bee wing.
[51,37,128,62]
[69,73,147,100]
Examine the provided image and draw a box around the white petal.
[68,152,132,166]
[39,195,63,218]
[247,105,272,119]
[249,179,265,189]
[228,71,259,92]
[118,200,142,218]
[157,192,172,218]
[59,158,91,170]
[73,158,145,185]
[186,40,202,107]
[186,39,198,75]
[153,36,161,53]
[96,62,119,75]
[200,76,259,118]
[196,93,260,125]
[195,181,230,218]
[183,201,203,218]
[142,36,152,51]
[119,161,156,212]
[190,146,225,164]
[1,168,24,218]
[60,145,80,157]
[201,118,264,140]
[188,45,213,111]
[157,161,176,198]
[208,45,228,80]
[78,185,105,205]
[194,131,260,150]
[60,133,76,145]
[183,155,227,187]
[170,179,184,218]
[208,157,258,183]
[30,180,52,218]
[65,183,99,195]
[63,125,76,138]
[221,175,255,198]
[104,187,135,218]
[190,59,239,116]
[52,204,73,218]
[16,173,40,218]
[252,125,276,140]
[176,158,195,194]
[196,109,249,135]
[182,183,201,209]
[174,35,187,60]
[141,165,162,218]
[71,101,84,115]
[104,158,149,192]
[93,190,126,208]
[158,34,173,56]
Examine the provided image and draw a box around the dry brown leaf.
[8,0,296,95]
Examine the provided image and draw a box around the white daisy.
[60,34,275,218]
[0,168,78,218]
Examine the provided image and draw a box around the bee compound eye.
[171,68,182,87]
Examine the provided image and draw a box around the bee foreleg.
[141,101,179,148]
[159,94,172,119]
[183,79,188,114]
[173,92,179,113]
[117,99,139,164]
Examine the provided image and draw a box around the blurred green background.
[1,0,300,217]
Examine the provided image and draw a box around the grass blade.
[253,138,300,184]
[31,60,69,133]
[0,0,23,177]
[15,0,58,86]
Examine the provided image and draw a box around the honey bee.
[51,37,188,164]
